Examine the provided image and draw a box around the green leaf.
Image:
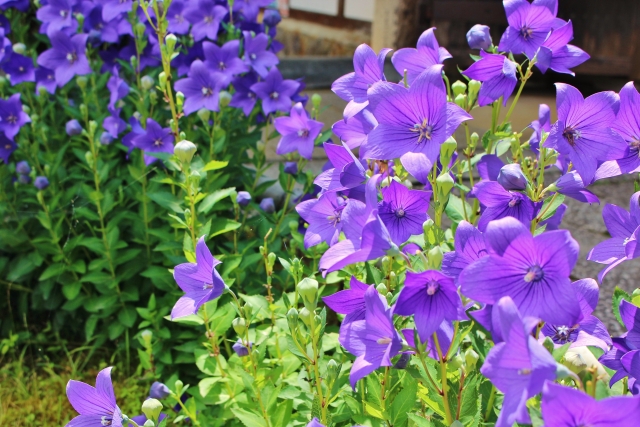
[62,282,82,300]
[147,192,183,213]
[537,194,565,221]
[366,262,383,284]
[445,194,472,224]
[39,263,66,281]
[108,321,125,340]
[202,160,229,172]
[270,398,293,427]
[230,408,267,427]
[209,218,241,237]
[391,375,417,425]
[613,286,633,327]
[364,401,385,419]
[553,342,571,362]
[117,306,137,328]
[198,187,236,214]
[407,413,433,427]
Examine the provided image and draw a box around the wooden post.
[371,0,402,51]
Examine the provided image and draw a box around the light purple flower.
[391,27,451,85]
[185,0,227,41]
[273,102,323,159]
[84,4,131,43]
[174,59,225,115]
[171,236,225,319]
[600,300,640,390]
[322,276,369,324]
[3,53,35,85]
[610,82,640,174]
[0,27,11,64]
[498,0,556,58]
[103,107,127,138]
[313,143,366,198]
[462,52,517,106]
[476,154,505,182]
[36,0,78,36]
[467,24,492,50]
[473,180,535,231]
[331,108,377,150]
[442,220,488,281]
[16,160,30,175]
[132,118,175,166]
[251,67,300,115]
[552,170,599,203]
[236,191,251,207]
[536,20,590,75]
[378,180,431,245]
[296,192,346,248]
[66,119,82,136]
[243,31,279,78]
[459,216,581,326]
[0,93,30,140]
[107,66,129,110]
[37,31,91,87]
[260,197,275,213]
[203,39,249,83]
[149,382,170,399]
[529,103,551,153]
[66,367,124,427]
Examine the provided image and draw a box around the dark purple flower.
[442,220,488,281]
[107,66,129,110]
[234,0,272,22]
[84,4,131,44]
[497,163,528,191]
[66,119,82,136]
[171,236,225,319]
[0,0,29,12]
[610,82,640,174]
[460,216,581,325]
[536,20,589,75]
[402,320,454,360]
[0,93,30,140]
[0,27,11,64]
[236,191,251,207]
[251,67,300,115]
[185,0,227,41]
[332,108,377,150]
[232,339,252,357]
[166,0,190,34]
[323,276,369,324]
[203,39,249,82]
[529,103,551,154]
[473,180,535,231]
[3,54,35,85]
[378,180,431,245]
[229,73,259,116]
[259,197,275,213]
[16,160,30,175]
[37,31,91,87]
[391,27,450,85]
[0,134,16,163]
[36,0,78,36]
[476,154,504,182]
[174,60,225,115]
[361,67,471,164]
[103,107,127,138]
[18,173,31,184]
[544,83,627,184]
[340,285,402,388]
[133,118,174,166]
[149,382,170,399]
[66,367,124,427]
[283,161,298,175]
[551,170,599,203]
[480,296,557,427]
[263,9,281,27]
[100,0,132,22]
[462,52,518,106]
[296,192,348,249]
[498,0,556,58]
[467,24,492,50]
[273,102,323,159]
[313,142,366,198]
[35,67,57,94]
[395,270,465,342]
[243,31,278,78]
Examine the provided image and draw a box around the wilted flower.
[466,24,492,50]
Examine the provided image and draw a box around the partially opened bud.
[236,191,252,207]
[141,398,163,422]
[174,140,197,164]
[497,163,528,191]
[467,24,492,50]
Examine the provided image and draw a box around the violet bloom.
[467,24,492,50]
[100,0,132,22]
[263,9,281,27]
[378,180,431,245]
[84,4,130,44]
[234,0,272,22]
[459,216,581,325]
[16,160,30,175]
[539,278,611,351]
[133,118,175,166]
[536,20,590,75]
[36,0,77,36]
[171,236,225,319]
[35,67,57,94]
[103,107,127,138]
[332,44,391,120]
[313,143,366,198]
[611,82,640,174]
[0,93,30,140]
[236,191,251,207]
[273,102,323,159]
[529,103,551,154]
[174,60,225,115]
[551,170,599,203]
[476,154,504,182]
[340,285,402,388]
[66,367,124,427]
[229,73,259,116]
[66,119,82,136]
[332,108,377,150]
[166,1,189,34]
[541,382,640,427]
[130,413,168,426]
[395,270,465,342]
[149,382,170,399]
[260,197,275,213]
[185,0,227,41]
[442,220,488,281]
[0,27,10,64]
[306,418,324,427]
[480,297,557,427]
[498,0,556,58]
[497,163,527,191]
[0,134,16,163]
[296,192,346,248]
[473,180,535,231]
[4,54,35,85]
[203,39,249,83]
[107,66,129,110]
[543,83,627,184]
[361,66,471,164]
[391,28,451,85]
[462,52,517,106]
[37,31,91,87]
[600,300,640,389]
[588,192,640,281]
[323,276,369,324]
[243,31,279,78]
[251,67,300,115]
[232,339,252,357]
[402,320,454,360]
[283,161,297,175]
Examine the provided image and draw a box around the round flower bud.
[466,24,492,50]
[165,33,178,52]
[18,174,31,184]
[232,317,247,335]
[440,137,457,165]
[376,283,387,295]
[65,119,83,136]
[174,380,183,392]
[100,132,114,145]
[12,43,26,55]
[468,80,481,103]
[451,80,467,97]
[76,76,88,90]
[175,91,184,109]
[283,161,298,175]
[299,307,312,327]
[158,72,167,90]
[141,75,154,91]
[464,349,479,371]
[436,173,455,200]
[22,104,30,114]
[286,307,299,330]
[135,22,147,37]
[174,139,197,164]
[325,359,340,384]
[143,420,155,427]
[256,140,266,152]
[236,191,252,207]
[197,108,211,124]
[454,93,467,110]
[497,163,528,191]
[37,85,49,96]
[449,354,465,370]
[219,91,232,108]
[140,329,153,346]
[34,176,49,190]
[311,93,322,109]
[427,246,443,270]
[16,160,31,175]
[141,398,163,421]
[149,382,171,399]
[259,197,275,214]
[262,9,282,27]
[297,278,318,311]
[469,132,479,149]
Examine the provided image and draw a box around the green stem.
[484,385,496,421]
[433,333,453,425]
[309,311,328,424]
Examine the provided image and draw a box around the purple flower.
[174,60,225,115]
[130,413,167,426]
[442,220,487,281]
[107,66,129,110]
[100,0,132,22]
[0,27,11,64]
[0,134,16,163]
[473,180,535,231]
[149,382,170,399]
[332,44,391,120]
[391,28,451,85]
[103,107,127,138]
[132,118,175,166]
[0,93,31,140]
[273,102,323,159]
[331,108,377,150]
[35,67,57,94]
[84,4,130,43]
[600,300,640,389]
[610,82,640,174]
[378,180,431,245]
[171,236,225,319]
[16,160,30,175]
[323,276,369,324]
[588,192,640,281]
[236,191,251,207]
[306,418,324,427]
[543,83,627,184]
[498,0,556,58]
[166,1,190,34]
[203,39,249,82]
[480,296,557,427]
[476,154,504,182]
[263,9,281,27]
[529,103,551,153]
[66,367,124,427]
[232,339,252,357]
[462,52,518,106]
[340,285,402,388]
[234,0,272,22]
[541,382,640,427]
[3,54,35,85]
[18,173,31,184]
[36,0,78,36]
[467,24,492,50]
[497,163,527,191]
[243,31,279,78]
[99,132,113,145]
[185,0,227,41]
[296,192,347,249]
[459,216,581,326]
[540,203,566,230]
[37,31,91,87]
[395,270,465,342]
[251,67,300,115]
[66,119,82,136]
[402,320,454,360]
[229,73,259,116]
[536,20,590,75]
[551,170,599,203]
[313,143,366,198]
[283,161,298,175]
[361,67,471,164]
[259,197,275,213]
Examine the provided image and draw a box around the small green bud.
[22,104,30,114]
[299,307,312,327]
[449,354,464,370]
[37,85,48,96]
[89,120,98,135]
[256,140,266,152]
[165,34,178,52]
[85,151,93,165]
[30,114,39,123]
[158,72,167,90]
[464,349,479,371]
[439,137,457,168]
[468,79,481,102]
[196,108,211,124]
[76,76,88,90]
[143,420,155,427]
[542,336,555,354]
[297,278,318,312]
[141,398,163,422]
[174,140,197,164]
[140,329,153,346]
[141,75,154,91]
[75,13,85,27]
[135,22,147,37]
[376,283,387,294]
[176,91,185,110]
[148,90,158,104]
[436,172,455,200]
[267,252,276,268]
[451,80,467,97]
[325,359,341,385]
[79,103,88,117]
[469,132,479,150]
[130,55,138,70]
[174,379,183,392]
[288,220,298,233]
[179,131,187,140]
[311,93,322,108]
[219,90,232,108]
[454,93,467,110]
[286,308,299,330]
[427,246,443,269]
[232,317,247,335]
[423,218,435,236]
[12,43,26,55]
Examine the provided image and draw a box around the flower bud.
[439,137,457,167]
[89,120,97,135]
[236,191,251,207]
[65,119,83,136]
[165,33,177,52]
[16,161,31,175]
[79,103,88,117]
[325,359,340,385]
[466,24,492,50]
[263,8,281,27]
[393,352,411,369]
[219,90,232,108]
[464,349,479,371]
[141,75,154,90]
[259,197,275,213]
[469,132,479,150]
[297,278,318,312]
[100,132,114,145]
[454,93,467,110]
[436,172,455,200]
[37,85,49,97]
[85,150,93,166]
[427,246,443,269]
[312,93,322,109]
[284,161,298,175]
[149,382,171,399]
[130,55,138,70]
[376,283,387,294]
[141,398,163,421]
[232,318,247,335]
[174,140,197,164]
[34,176,49,190]
[135,22,147,37]
[451,80,466,97]
[286,307,299,330]
[0,75,6,88]
[141,329,153,346]
[468,80,481,103]
[299,307,312,327]
[497,163,528,191]
[174,379,183,392]
[143,420,154,427]
[12,43,26,55]
[267,252,276,268]
[17,174,31,184]
[256,140,266,152]
[449,354,465,370]
[158,72,167,90]
[76,76,88,90]
[234,339,253,357]
[176,91,184,110]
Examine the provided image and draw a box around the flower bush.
[3,0,640,426]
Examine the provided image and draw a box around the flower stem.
[433,333,453,425]
[484,385,496,421]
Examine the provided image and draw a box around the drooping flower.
[361,66,471,164]
[610,82,640,174]
[0,93,31,140]
[251,67,300,115]
[340,285,403,388]
[536,20,590,75]
[543,83,627,184]
[0,27,11,64]
[174,59,225,115]
[442,220,488,281]
[323,276,369,324]
[185,0,227,41]
[497,163,528,191]
[3,53,35,85]
[391,28,451,85]
[498,0,556,58]
[459,216,581,325]
[263,9,282,27]
[331,108,377,150]
[473,180,535,231]
[0,134,16,163]
[541,382,640,427]
[37,31,91,87]
[296,192,347,248]
[242,31,279,78]
[229,73,259,116]
[203,39,249,83]
[132,118,175,166]
[171,236,225,319]
[480,296,557,427]
[529,103,551,153]
[466,24,492,50]
[66,367,124,427]
[462,52,517,106]
[107,66,129,110]
[551,170,599,203]
[395,270,466,342]
[273,102,323,159]
[378,180,431,245]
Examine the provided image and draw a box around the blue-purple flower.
[37,31,91,87]
[331,108,377,150]
[529,103,551,153]
[66,367,124,427]
[229,73,259,116]
[536,19,589,75]
[3,53,35,85]
[185,0,227,41]
[251,67,300,115]
[296,192,347,248]
[0,93,30,140]
[498,0,556,58]
[243,31,279,78]
[0,134,16,163]
[466,24,492,50]
[273,102,323,159]
[323,276,369,324]
[391,28,451,85]
[600,300,640,391]
[610,82,640,174]
[174,60,225,115]
[132,118,175,166]
[473,180,535,231]
[442,220,487,281]
[378,180,431,245]
[36,0,78,36]
[462,52,517,106]
[203,39,248,83]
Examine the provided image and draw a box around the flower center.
[204,15,213,24]
[250,53,257,60]
[154,138,164,146]
[519,26,534,40]
[5,143,12,149]
[410,118,433,143]
[563,126,580,146]
[508,195,520,207]
[202,283,214,290]
[18,66,24,72]
[175,14,184,23]
[377,337,392,345]
[7,114,17,124]
[395,207,406,218]
[218,61,226,70]
[101,416,113,426]
[517,368,532,375]
[327,208,343,227]
[270,92,279,99]
[66,51,78,64]
[524,265,544,283]
[297,128,309,138]
[630,139,640,155]
[426,280,440,296]
[202,86,213,97]
[60,10,68,17]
